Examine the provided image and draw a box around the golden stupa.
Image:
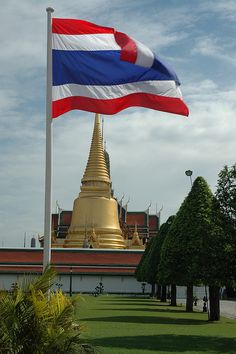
[64,114,126,249]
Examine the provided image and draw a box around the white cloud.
[192,36,236,65]
[0,89,23,113]
[203,0,236,20]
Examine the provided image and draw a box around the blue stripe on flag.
[52,50,178,86]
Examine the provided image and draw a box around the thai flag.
[52,18,189,118]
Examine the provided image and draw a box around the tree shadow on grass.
[89,334,236,353]
[107,296,150,299]
[102,301,173,307]
[95,307,187,314]
[102,298,154,302]
[85,315,206,325]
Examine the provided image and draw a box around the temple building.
[1,114,160,294]
[0,114,206,299]
[49,114,159,249]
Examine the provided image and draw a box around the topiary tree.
[155,216,176,303]
[159,176,231,320]
[135,216,175,300]
[216,164,236,226]
[200,197,231,321]
[159,177,214,313]
[143,236,159,296]
[216,164,236,283]
[135,237,156,295]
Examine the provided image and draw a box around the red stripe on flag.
[52,94,189,118]
[52,18,114,35]
[114,31,137,64]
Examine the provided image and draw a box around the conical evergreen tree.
[135,237,155,283]
[135,216,175,298]
[215,164,236,282]
[159,177,214,313]
[201,197,231,320]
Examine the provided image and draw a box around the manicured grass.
[77,295,236,354]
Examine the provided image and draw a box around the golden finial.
[82,114,110,184]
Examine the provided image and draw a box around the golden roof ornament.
[131,223,142,248]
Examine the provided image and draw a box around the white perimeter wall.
[0,273,151,294]
[177,286,207,300]
[0,273,207,298]
[58,274,151,294]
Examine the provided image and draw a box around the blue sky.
[0,0,236,247]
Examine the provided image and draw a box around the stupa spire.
[82,113,110,184]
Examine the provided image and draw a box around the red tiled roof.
[126,212,146,225]
[149,215,158,229]
[60,211,72,225]
[52,214,59,228]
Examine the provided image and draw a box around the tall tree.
[215,164,236,300]
[201,197,231,320]
[216,164,236,226]
[156,216,176,303]
[144,236,159,296]
[216,164,236,270]
[159,177,214,313]
[135,237,155,294]
[135,216,175,298]
[145,216,176,300]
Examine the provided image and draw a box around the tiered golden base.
[64,228,125,249]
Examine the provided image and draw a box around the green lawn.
[77,295,236,354]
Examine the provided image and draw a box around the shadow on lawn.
[101,301,174,307]
[89,334,236,353]
[95,307,186,314]
[102,298,153,303]
[85,315,206,325]
[101,299,176,307]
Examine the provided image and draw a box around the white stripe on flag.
[52,33,120,51]
[53,81,182,101]
[133,38,154,68]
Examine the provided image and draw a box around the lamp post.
[185,170,193,187]
[69,267,73,297]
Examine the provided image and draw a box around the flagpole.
[43,7,54,271]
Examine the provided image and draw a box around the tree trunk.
[209,285,220,321]
[161,285,167,302]
[170,284,177,306]
[156,284,162,300]
[151,283,156,297]
[186,285,193,312]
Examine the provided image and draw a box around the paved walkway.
[177,299,236,320]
